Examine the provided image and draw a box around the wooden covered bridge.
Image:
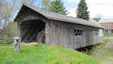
[14,4,103,49]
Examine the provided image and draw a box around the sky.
[62,0,113,19]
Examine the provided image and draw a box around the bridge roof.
[15,4,103,29]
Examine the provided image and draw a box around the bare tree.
[20,0,36,5]
[41,0,50,10]
[0,1,14,30]
[0,0,37,30]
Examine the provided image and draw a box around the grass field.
[90,37,113,64]
[0,44,98,64]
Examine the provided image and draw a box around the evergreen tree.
[93,17,101,22]
[48,0,68,15]
[93,15,101,22]
[77,0,89,20]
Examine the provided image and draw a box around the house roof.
[15,4,103,29]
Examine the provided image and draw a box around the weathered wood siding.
[15,6,47,24]
[15,6,101,49]
[15,6,47,42]
[45,20,100,49]
[45,20,74,48]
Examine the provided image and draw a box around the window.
[74,29,83,36]
[93,31,98,35]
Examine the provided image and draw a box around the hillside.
[0,44,98,64]
[90,36,113,64]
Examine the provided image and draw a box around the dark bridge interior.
[20,19,45,43]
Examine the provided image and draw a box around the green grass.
[0,44,98,64]
[104,34,113,37]
[90,38,113,64]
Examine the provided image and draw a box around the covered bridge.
[14,4,103,49]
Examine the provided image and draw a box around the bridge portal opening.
[20,19,45,43]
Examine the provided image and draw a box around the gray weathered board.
[14,4,102,49]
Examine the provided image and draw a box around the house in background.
[99,19,113,35]
[14,4,103,49]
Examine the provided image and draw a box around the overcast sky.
[62,0,113,19]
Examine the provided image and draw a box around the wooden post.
[17,38,21,53]
[14,21,21,53]
[13,37,20,53]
